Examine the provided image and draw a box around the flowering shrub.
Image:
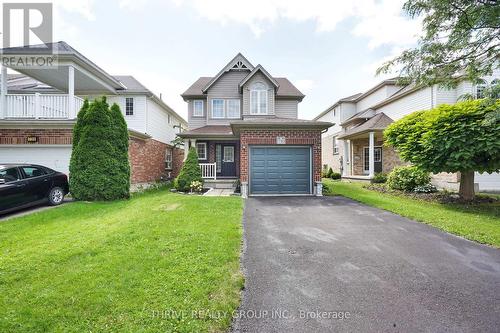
[387,166,430,192]
[190,180,203,193]
[414,184,438,193]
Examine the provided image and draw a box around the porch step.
[204,179,237,189]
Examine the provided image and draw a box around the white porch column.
[369,131,375,177]
[183,139,189,161]
[0,66,7,119]
[342,140,349,176]
[68,65,75,119]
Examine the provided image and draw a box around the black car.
[0,164,69,214]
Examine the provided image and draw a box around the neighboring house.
[179,53,331,197]
[0,41,187,184]
[314,72,500,192]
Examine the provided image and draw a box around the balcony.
[1,94,84,119]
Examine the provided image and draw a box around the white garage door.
[0,146,72,174]
[475,172,500,192]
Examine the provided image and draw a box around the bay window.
[227,99,241,118]
[211,99,225,118]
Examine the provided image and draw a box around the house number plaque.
[276,136,286,144]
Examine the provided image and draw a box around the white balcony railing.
[200,163,217,180]
[2,94,84,119]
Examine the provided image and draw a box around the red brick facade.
[0,128,183,184]
[239,128,322,183]
[0,128,72,145]
[128,137,182,183]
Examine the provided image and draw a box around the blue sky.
[5,0,422,120]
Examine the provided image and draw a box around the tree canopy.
[377,0,500,87]
[384,99,500,199]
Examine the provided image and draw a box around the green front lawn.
[323,180,500,247]
[0,189,244,332]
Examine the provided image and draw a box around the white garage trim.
[248,145,313,196]
[0,145,72,174]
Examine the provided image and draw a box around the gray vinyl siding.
[274,99,298,118]
[207,71,247,125]
[187,99,207,129]
[242,72,275,117]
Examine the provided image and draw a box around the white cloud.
[173,0,421,48]
[294,79,314,94]
[119,0,150,11]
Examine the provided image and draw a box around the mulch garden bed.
[364,184,499,205]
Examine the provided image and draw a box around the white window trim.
[165,148,173,170]
[193,100,204,117]
[226,99,241,119]
[211,99,225,119]
[333,136,339,155]
[250,83,269,115]
[196,142,207,160]
[125,97,134,116]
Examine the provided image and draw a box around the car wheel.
[48,187,65,206]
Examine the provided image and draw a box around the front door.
[363,147,382,174]
[217,144,236,177]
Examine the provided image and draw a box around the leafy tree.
[384,100,500,200]
[175,147,202,192]
[70,98,130,200]
[377,0,500,87]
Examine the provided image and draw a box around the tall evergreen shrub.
[69,97,130,200]
[175,147,202,192]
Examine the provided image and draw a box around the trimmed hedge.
[175,147,203,192]
[372,172,387,183]
[69,98,130,200]
[387,166,430,192]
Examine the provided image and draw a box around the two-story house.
[0,41,187,184]
[179,53,332,197]
[314,72,500,192]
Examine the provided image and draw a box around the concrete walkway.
[233,196,500,332]
[204,188,235,196]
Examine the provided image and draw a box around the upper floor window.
[211,99,225,119]
[168,114,171,124]
[193,100,204,117]
[250,82,268,115]
[125,97,134,116]
[227,99,241,119]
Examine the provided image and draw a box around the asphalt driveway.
[233,196,500,333]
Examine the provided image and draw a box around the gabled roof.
[239,64,279,91]
[201,53,254,93]
[340,108,376,126]
[181,76,304,100]
[337,113,393,139]
[313,93,362,120]
[181,77,212,98]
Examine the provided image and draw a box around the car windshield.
[0,167,20,183]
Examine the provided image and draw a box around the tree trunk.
[459,171,475,201]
